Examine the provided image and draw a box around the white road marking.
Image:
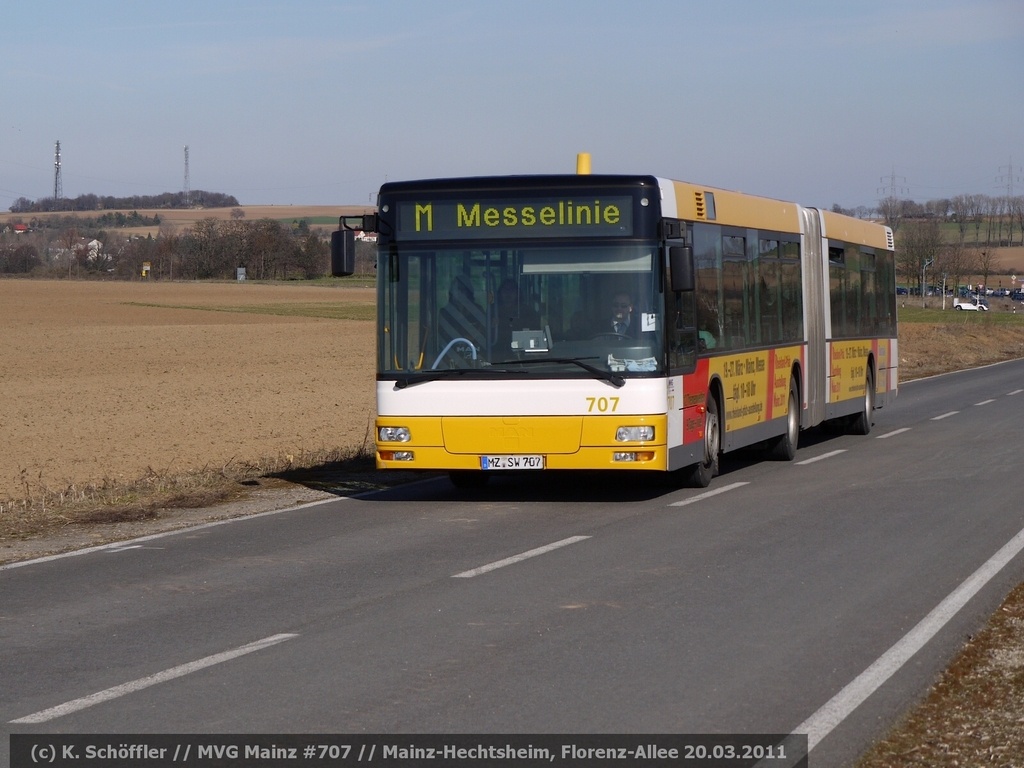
[1009,389,1023,396]
[794,525,1024,754]
[668,482,749,507]
[796,450,846,465]
[10,634,298,724]
[0,497,339,571]
[975,399,996,406]
[932,411,959,420]
[876,428,911,439]
[452,536,590,578]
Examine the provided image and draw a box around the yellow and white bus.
[333,161,897,488]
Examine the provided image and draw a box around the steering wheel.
[431,337,478,369]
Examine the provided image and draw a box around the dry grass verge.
[0,445,360,544]
[856,582,1024,766]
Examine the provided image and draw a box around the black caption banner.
[11,734,807,768]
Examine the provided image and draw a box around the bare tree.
[936,240,968,296]
[897,219,945,295]
[982,195,1002,243]
[977,247,1000,293]
[185,218,220,279]
[925,198,951,219]
[966,195,985,242]
[57,226,80,278]
[950,194,971,243]
[1006,195,1022,247]
[879,195,904,233]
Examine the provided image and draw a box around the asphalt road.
[3,359,1024,767]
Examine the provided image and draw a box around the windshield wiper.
[492,356,625,388]
[392,366,527,389]
[392,357,625,389]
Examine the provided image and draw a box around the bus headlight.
[379,426,411,443]
[615,426,654,442]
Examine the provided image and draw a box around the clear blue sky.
[2,0,1021,210]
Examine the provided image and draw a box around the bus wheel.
[449,470,490,489]
[683,395,720,488]
[767,377,799,461]
[847,369,875,435]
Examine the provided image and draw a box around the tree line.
[4,188,1019,290]
[835,192,1024,246]
[0,217,375,280]
[9,190,239,214]
[10,210,162,231]
[895,219,1008,297]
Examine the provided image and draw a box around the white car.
[953,298,988,311]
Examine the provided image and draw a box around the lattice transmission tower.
[183,145,191,206]
[53,140,63,207]
[876,166,909,231]
[997,157,1020,198]
[877,166,909,200]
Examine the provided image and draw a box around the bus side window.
[693,223,723,351]
[669,291,698,371]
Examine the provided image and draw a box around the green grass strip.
[122,301,374,321]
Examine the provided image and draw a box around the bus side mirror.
[669,245,694,292]
[330,214,379,277]
[331,229,355,276]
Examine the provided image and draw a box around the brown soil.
[0,279,376,502]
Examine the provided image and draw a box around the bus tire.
[683,394,720,488]
[449,470,490,489]
[767,377,799,461]
[847,368,875,435]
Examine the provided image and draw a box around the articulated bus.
[332,161,897,488]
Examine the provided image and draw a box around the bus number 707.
[587,397,620,413]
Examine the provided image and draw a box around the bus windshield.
[378,242,665,378]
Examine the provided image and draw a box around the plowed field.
[1,279,375,500]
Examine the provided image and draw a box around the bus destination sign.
[395,196,634,240]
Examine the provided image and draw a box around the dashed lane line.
[11,633,299,724]
[452,536,591,578]
[668,482,750,508]
[796,450,846,465]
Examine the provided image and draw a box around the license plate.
[480,454,545,470]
